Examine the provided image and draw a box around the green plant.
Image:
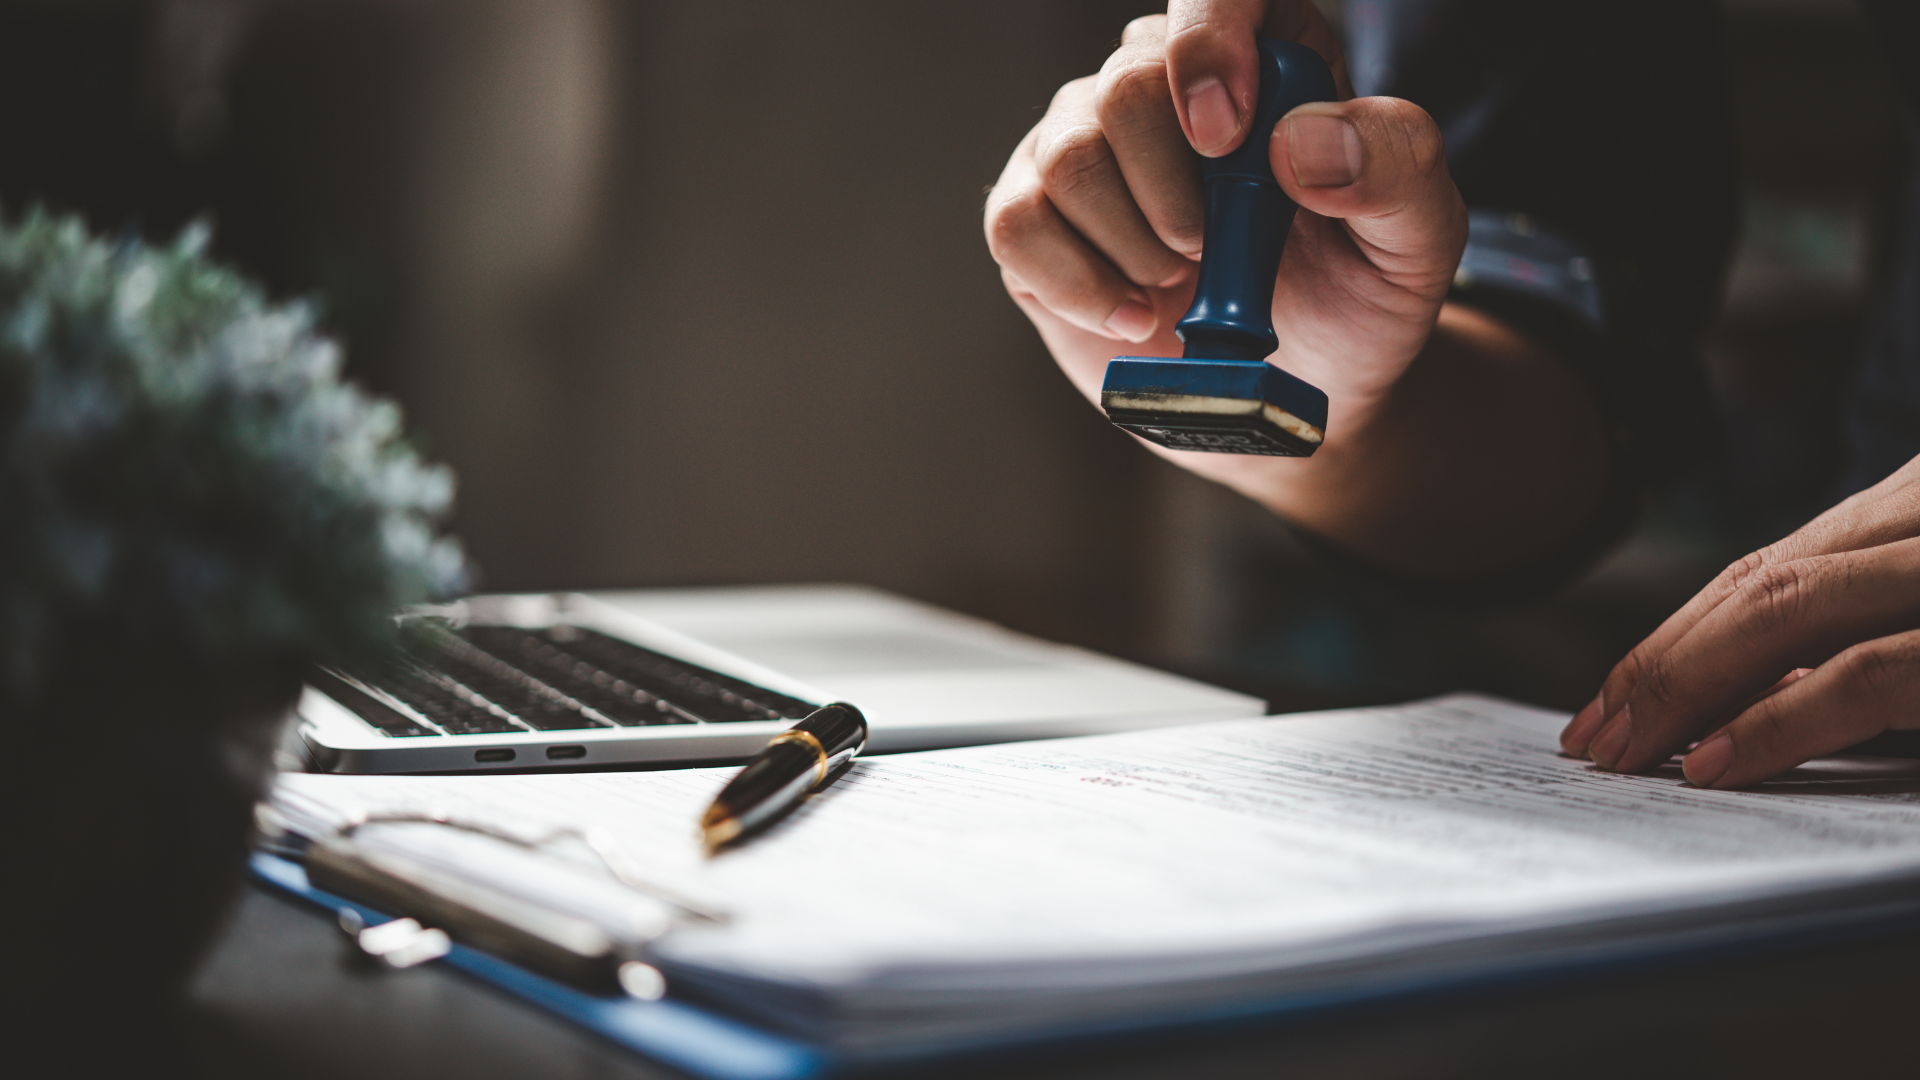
[0,209,465,715]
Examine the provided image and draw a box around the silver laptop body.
[298,584,1265,773]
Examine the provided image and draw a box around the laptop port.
[474,748,516,763]
[546,745,586,760]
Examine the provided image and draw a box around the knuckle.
[1406,115,1446,176]
[1119,14,1166,46]
[1719,550,1770,592]
[1837,640,1905,701]
[982,188,1051,265]
[1096,58,1171,132]
[1611,648,1651,694]
[1035,127,1116,199]
[1735,562,1816,635]
[1367,96,1438,135]
[1163,17,1229,59]
[1161,20,1242,83]
[1634,658,1684,711]
[1372,97,1445,175]
[1046,74,1098,115]
[1744,698,1794,750]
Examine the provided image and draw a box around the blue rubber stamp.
[1101,39,1337,457]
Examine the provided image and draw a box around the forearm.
[988,9,1613,582]
[1194,303,1610,580]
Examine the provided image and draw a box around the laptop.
[297,584,1265,773]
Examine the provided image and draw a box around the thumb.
[1270,97,1466,294]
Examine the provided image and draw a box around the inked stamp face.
[1101,358,1328,458]
[1105,411,1323,457]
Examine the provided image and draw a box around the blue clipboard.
[251,853,828,1080]
[251,851,1920,1079]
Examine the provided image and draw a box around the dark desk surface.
[184,881,1918,1080]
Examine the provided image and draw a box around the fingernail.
[1283,107,1362,188]
[1184,78,1238,156]
[1561,691,1606,754]
[1588,706,1632,770]
[1102,297,1155,342]
[1684,731,1734,788]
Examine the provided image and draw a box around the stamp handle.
[1175,39,1338,362]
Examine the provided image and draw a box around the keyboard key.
[460,625,815,725]
[458,625,688,726]
[362,660,527,735]
[325,619,818,739]
[407,626,612,731]
[309,667,441,737]
[538,626,815,724]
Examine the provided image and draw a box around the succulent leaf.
[0,209,467,708]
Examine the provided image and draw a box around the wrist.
[1219,303,1608,579]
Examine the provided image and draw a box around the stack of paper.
[272,695,1920,1051]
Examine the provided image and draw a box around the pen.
[700,702,867,850]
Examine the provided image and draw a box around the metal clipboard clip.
[295,809,727,999]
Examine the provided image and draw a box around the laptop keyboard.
[322,623,817,737]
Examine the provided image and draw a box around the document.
[273,695,1920,1048]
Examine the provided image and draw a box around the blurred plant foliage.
[0,209,466,707]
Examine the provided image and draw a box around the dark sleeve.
[1319,0,1740,599]
[1837,1,1920,497]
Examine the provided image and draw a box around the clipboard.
[248,850,1920,1080]
[251,853,825,1080]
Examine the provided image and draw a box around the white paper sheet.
[275,694,1920,1010]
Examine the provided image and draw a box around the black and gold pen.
[700,702,867,851]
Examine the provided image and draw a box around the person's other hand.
[981,1,1465,487]
[1562,454,1920,787]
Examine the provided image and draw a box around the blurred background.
[2,0,1904,713]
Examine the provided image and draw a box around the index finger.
[1563,460,1920,755]
[1165,0,1350,157]
[1599,538,1920,775]
[1096,17,1206,258]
